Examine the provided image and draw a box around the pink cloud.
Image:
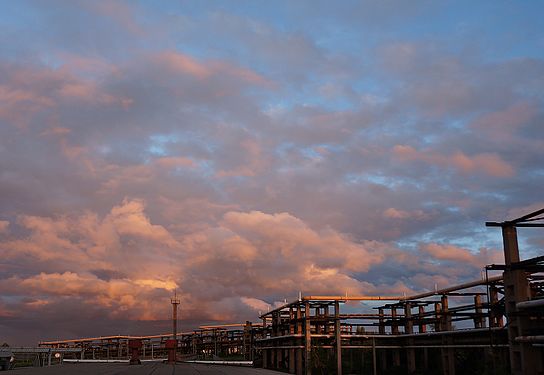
[473,102,537,132]
[421,243,503,266]
[393,145,515,177]
[154,156,195,169]
[155,51,212,79]
[107,198,179,247]
[0,220,9,233]
[85,1,145,36]
[215,139,268,177]
[383,207,428,220]
[155,51,272,87]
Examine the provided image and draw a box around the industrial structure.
[37,209,544,374]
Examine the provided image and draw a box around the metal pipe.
[407,276,503,300]
[303,295,405,301]
[516,299,544,310]
[515,335,544,343]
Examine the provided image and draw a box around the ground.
[9,362,281,374]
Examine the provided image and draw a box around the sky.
[1,0,543,345]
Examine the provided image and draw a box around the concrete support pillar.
[335,301,342,375]
[323,306,329,334]
[372,337,377,375]
[276,347,282,369]
[391,307,399,335]
[289,347,296,374]
[440,295,455,375]
[501,225,541,375]
[404,302,413,334]
[474,295,484,328]
[489,286,504,327]
[434,303,442,332]
[378,308,385,334]
[391,308,400,367]
[378,308,387,372]
[289,307,296,374]
[304,302,311,375]
[296,306,303,375]
[441,296,452,331]
[404,302,416,373]
[418,305,426,333]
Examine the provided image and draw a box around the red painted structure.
[128,339,142,365]
[165,339,177,363]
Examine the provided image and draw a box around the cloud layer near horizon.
[1,1,543,345]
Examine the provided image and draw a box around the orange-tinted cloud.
[0,220,9,233]
[393,145,515,177]
[420,243,503,266]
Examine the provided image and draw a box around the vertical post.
[335,301,342,375]
[474,295,484,328]
[441,296,451,331]
[372,337,377,375]
[405,302,416,373]
[434,303,442,332]
[391,307,399,335]
[489,286,503,327]
[501,225,540,375]
[263,317,268,369]
[323,305,329,334]
[271,313,277,368]
[404,302,413,334]
[304,301,311,375]
[418,305,426,333]
[378,308,385,334]
[289,308,296,374]
[440,295,455,375]
[391,306,400,367]
[296,305,303,375]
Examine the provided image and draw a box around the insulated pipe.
[407,275,503,300]
[516,299,544,310]
[515,336,544,343]
[303,296,405,301]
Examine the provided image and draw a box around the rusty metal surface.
[10,362,282,374]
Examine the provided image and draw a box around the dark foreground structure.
[8,362,282,375]
[36,209,544,374]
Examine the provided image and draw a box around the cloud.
[0,220,9,233]
[393,145,515,177]
[383,208,428,220]
[420,243,503,266]
[107,198,179,247]
[1,0,543,346]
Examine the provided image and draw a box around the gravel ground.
[9,362,281,375]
